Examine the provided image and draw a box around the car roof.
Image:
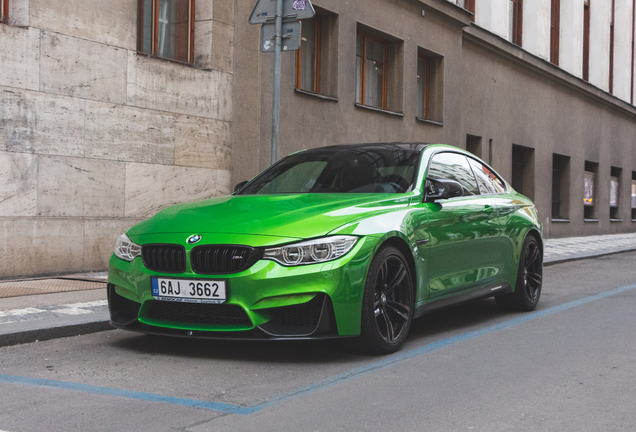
[301,142,433,153]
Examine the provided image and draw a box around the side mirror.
[425,178,463,202]
[234,181,249,193]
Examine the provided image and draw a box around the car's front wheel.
[496,234,543,311]
[354,245,414,354]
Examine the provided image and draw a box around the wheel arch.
[376,235,418,294]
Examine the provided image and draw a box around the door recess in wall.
[466,135,482,158]
[552,154,570,220]
[511,144,535,199]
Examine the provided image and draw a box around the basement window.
[138,0,195,64]
[584,161,598,220]
[631,172,636,220]
[610,167,621,220]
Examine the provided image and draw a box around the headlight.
[264,236,359,266]
[114,234,142,262]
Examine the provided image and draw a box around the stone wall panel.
[213,0,235,25]
[0,26,40,91]
[194,19,214,70]
[0,218,84,278]
[29,0,137,49]
[85,101,176,164]
[0,87,85,156]
[212,21,234,74]
[195,0,214,21]
[174,115,231,170]
[38,156,126,217]
[124,163,220,217]
[0,152,38,217]
[40,32,128,104]
[127,52,233,121]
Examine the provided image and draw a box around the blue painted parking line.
[1,283,635,415]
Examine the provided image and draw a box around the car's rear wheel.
[496,235,543,311]
[353,246,414,354]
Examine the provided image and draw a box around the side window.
[468,158,506,194]
[427,153,480,196]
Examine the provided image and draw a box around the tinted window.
[427,152,480,196]
[468,158,506,194]
[240,146,422,194]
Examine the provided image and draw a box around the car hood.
[127,193,411,240]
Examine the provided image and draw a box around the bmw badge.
[187,235,202,244]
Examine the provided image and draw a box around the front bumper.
[107,236,376,338]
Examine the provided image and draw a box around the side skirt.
[414,283,512,319]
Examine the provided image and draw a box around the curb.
[544,248,636,267]
[0,321,114,348]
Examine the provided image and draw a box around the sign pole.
[271,0,283,165]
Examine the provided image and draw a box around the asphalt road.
[1,253,636,432]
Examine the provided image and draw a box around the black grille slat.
[191,245,256,275]
[142,245,186,273]
[144,301,251,327]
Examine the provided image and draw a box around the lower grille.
[142,244,186,273]
[267,295,324,329]
[143,301,252,327]
[108,284,141,325]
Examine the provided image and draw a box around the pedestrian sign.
[249,0,315,24]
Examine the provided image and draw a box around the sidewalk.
[1,232,635,347]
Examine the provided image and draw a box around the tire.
[352,245,414,354]
[496,235,543,312]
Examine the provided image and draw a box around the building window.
[610,167,621,220]
[550,0,560,65]
[1,0,8,23]
[417,49,443,123]
[295,9,338,98]
[584,160,598,219]
[552,154,570,220]
[511,144,534,199]
[509,0,523,46]
[356,34,387,109]
[297,16,321,94]
[464,0,475,21]
[583,0,590,81]
[631,172,636,220]
[137,0,195,64]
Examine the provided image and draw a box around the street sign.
[249,0,315,25]
[260,21,302,52]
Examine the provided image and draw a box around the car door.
[420,152,501,299]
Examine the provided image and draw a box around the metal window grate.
[512,146,524,193]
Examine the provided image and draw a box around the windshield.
[240,146,422,195]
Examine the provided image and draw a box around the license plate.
[151,278,227,304]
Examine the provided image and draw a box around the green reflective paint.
[108,144,542,337]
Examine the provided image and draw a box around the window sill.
[294,89,338,102]
[354,103,404,117]
[610,219,623,223]
[135,51,195,69]
[551,219,570,223]
[416,117,444,127]
[584,219,599,223]
[632,219,636,223]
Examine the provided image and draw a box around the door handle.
[483,205,494,216]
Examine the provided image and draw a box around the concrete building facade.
[1,0,636,278]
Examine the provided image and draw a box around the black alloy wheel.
[496,235,543,311]
[354,246,414,354]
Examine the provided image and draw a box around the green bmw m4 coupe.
[108,143,543,353]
